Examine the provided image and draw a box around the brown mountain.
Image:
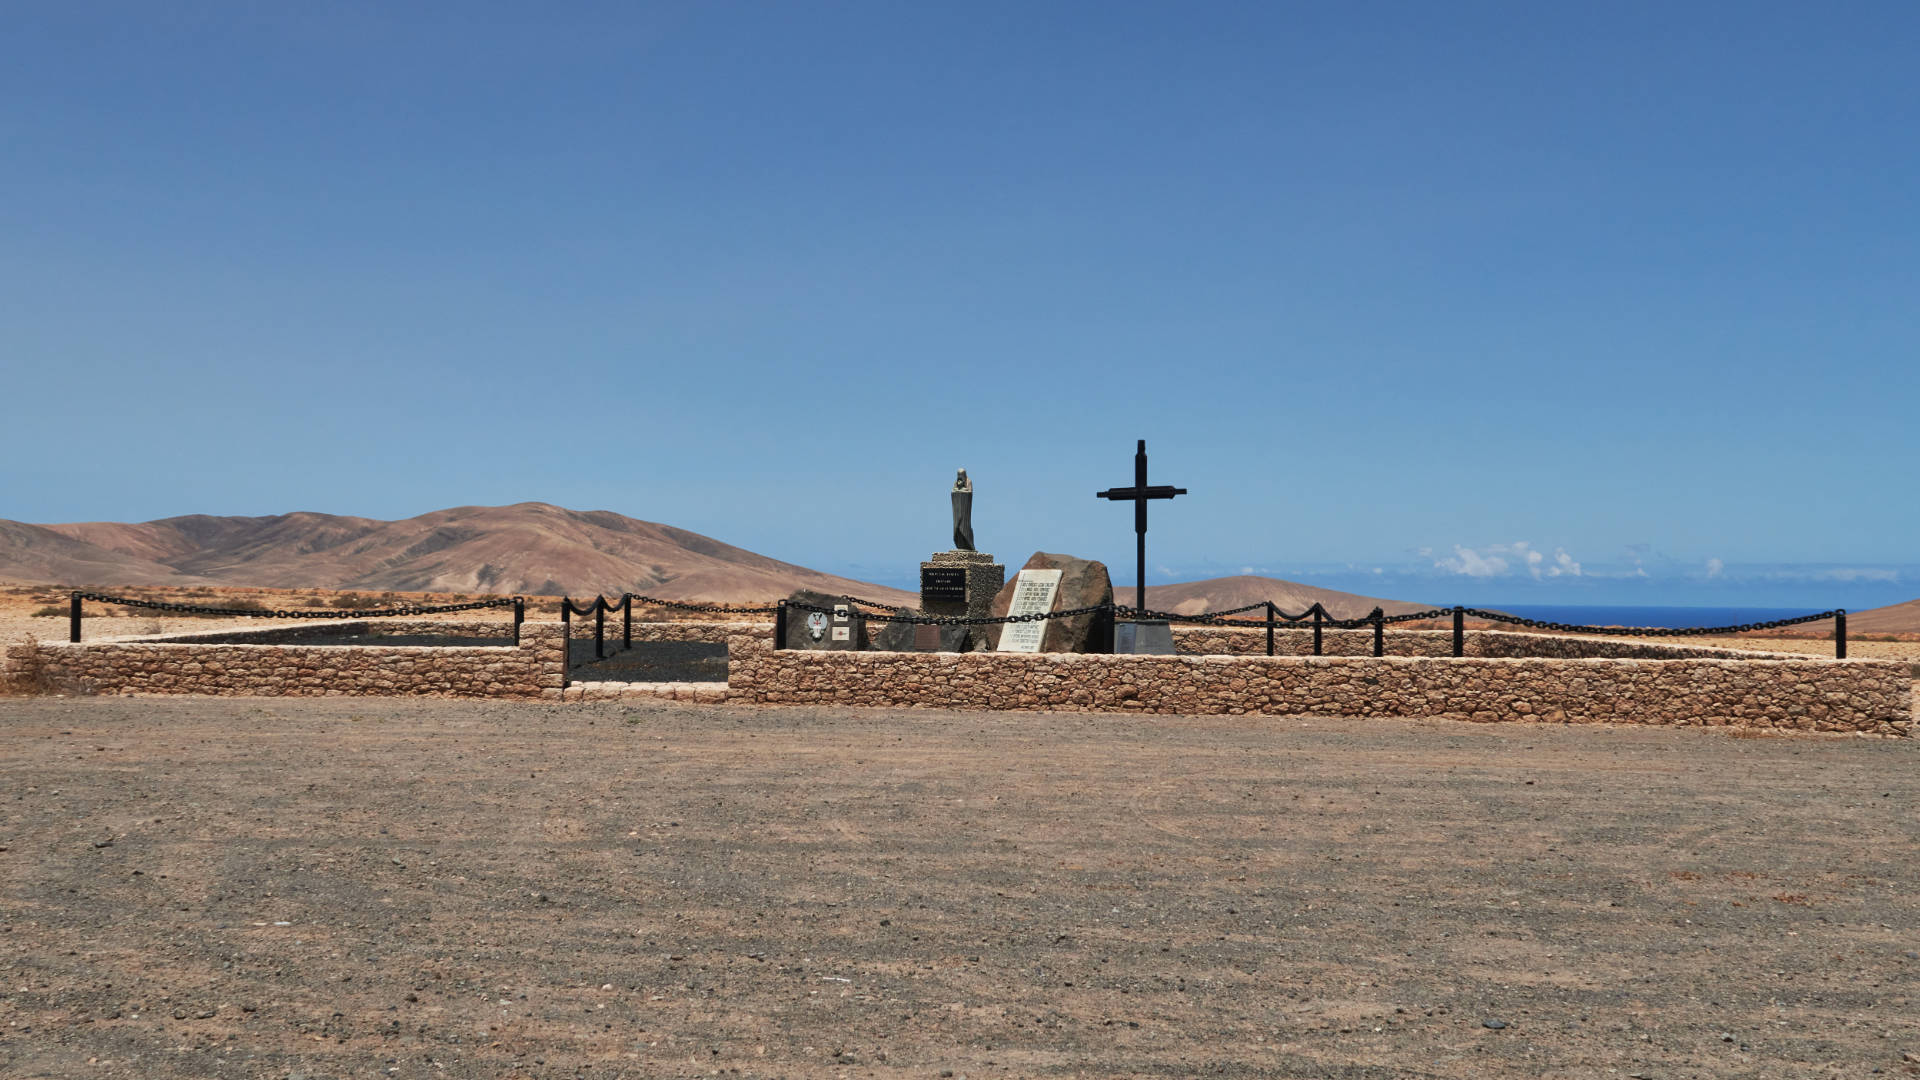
[1830,597,1920,635]
[1,503,917,605]
[1137,575,1433,620]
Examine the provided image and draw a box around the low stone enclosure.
[3,619,1911,735]
[4,620,566,700]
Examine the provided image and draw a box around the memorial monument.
[921,468,1004,621]
[986,551,1115,653]
[1097,439,1187,654]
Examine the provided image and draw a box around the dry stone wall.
[4,621,568,699]
[1172,626,1808,661]
[136,619,521,646]
[727,634,1912,734]
[5,615,1904,735]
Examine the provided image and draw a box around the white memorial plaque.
[831,625,851,641]
[996,569,1063,653]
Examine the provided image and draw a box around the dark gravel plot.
[568,639,727,682]
[325,633,515,648]
[0,696,1915,1080]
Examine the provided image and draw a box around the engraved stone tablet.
[995,569,1063,653]
[920,566,967,604]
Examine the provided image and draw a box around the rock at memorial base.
[780,589,866,651]
[983,552,1114,653]
[871,615,972,653]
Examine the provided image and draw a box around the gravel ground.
[569,641,730,683]
[1,696,1915,1080]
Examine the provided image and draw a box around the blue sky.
[3,3,1914,608]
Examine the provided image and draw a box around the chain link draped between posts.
[63,586,1854,663]
[67,591,526,645]
[1457,606,1841,637]
[560,594,636,675]
[772,597,1851,660]
[627,596,782,616]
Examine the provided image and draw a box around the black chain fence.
[772,597,1850,659]
[62,588,1854,661]
[1459,607,1840,638]
[67,591,525,644]
[628,595,782,616]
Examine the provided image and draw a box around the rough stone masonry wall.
[3,621,569,699]
[1173,626,1807,661]
[133,618,522,646]
[726,634,1913,734]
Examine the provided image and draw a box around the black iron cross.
[1096,439,1188,612]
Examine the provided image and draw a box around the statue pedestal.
[921,550,1004,621]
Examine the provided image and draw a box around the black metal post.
[560,600,572,687]
[1835,609,1847,660]
[622,594,633,651]
[1311,604,1324,656]
[594,597,606,660]
[773,600,787,650]
[1133,442,1147,612]
[1372,607,1385,657]
[1452,607,1465,658]
[70,591,82,643]
[1265,602,1275,657]
[512,597,524,646]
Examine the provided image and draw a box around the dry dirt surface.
[1,699,1916,1080]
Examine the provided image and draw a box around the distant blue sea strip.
[1488,605,1817,630]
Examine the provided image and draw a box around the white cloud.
[1436,544,1509,578]
[1705,557,1724,579]
[1434,541,1581,580]
[1747,566,1903,584]
[1813,567,1898,583]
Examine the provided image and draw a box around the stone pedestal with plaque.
[780,588,867,651]
[920,550,1004,622]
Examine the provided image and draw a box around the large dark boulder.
[983,552,1114,653]
[780,589,866,651]
[871,614,973,653]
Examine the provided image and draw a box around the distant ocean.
[1488,605,1823,630]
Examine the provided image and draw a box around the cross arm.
[1096,485,1188,501]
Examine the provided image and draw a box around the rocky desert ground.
[2,696,1915,1080]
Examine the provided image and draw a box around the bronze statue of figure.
[951,468,975,551]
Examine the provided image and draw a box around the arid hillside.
[1137,574,1434,620]
[1829,596,1920,635]
[1,503,917,605]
